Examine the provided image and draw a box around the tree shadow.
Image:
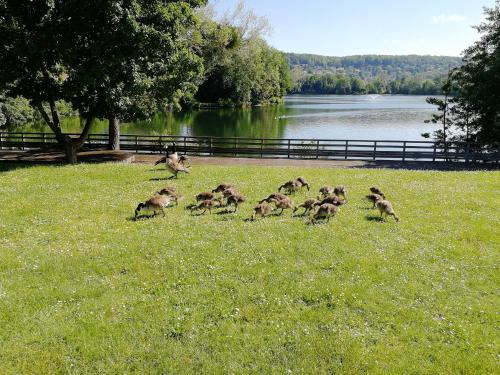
[150,176,175,181]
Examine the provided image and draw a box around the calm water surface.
[32,95,440,140]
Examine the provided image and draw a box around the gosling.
[196,192,216,202]
[334,185,347,199]
[251,201,273,221]
[226,192,246,212]
[212,183,235,193]
[319,186,334,198]
[278,180,301,195]
[311,204,339,224]
[269,197,295,215]
[135,194,173,219]
[366,193,383,208]
[376,200,399,222]
[156,187,182,206]
[190,199,222,215]
[296,177,311,191]
[370,187,385,198]
[318,195,346,207]
[259,192,288,204]
[294,198,320,215]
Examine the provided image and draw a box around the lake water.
[30,95,440,140]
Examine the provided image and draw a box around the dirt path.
[0,150,498,171]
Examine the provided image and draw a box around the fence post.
[345,140,349,160]
[287,140,291,159]
[316,140,320,159]
[21,133,25,150]
[260,139,264,158]
[210,137,213,156]
[135,135,139,154]
[373,141,377,161]
[0,132,3,150]
[402,142,406,162]
[432,143,437,162]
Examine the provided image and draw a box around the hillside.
[286,53,463,80]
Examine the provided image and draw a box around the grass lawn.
[0,162,498,374]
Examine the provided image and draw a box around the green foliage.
[425,2,500,144]
[194,5,291,106]
[0,0,207,161]
[0,94,35,129]
[287,53,462,80]
[0,163,498,373]
[292,73,446,95]
[452,1,500,143]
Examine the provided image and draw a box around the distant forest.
[287,54,463,95]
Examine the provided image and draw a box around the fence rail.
[0,131,499,163]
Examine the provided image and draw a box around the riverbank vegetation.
[0,163,498,373]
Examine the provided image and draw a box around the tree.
[0,0,206,162]
[453,1,500,143]
[424,78,454,160]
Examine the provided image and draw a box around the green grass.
[0,162,498,374]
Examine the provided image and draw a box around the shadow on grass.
[150,176,176,181]
[365,215,384,222]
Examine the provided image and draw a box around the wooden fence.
[0,131,499,163]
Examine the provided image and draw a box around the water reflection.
[12,95,439,140]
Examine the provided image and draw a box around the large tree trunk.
[64,142,78,164]
[108,116,120,150]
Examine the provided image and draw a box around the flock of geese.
[134,151,399,224]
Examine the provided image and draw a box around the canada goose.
[178,155,191,167]
[212,183,235,193]
[366,193,383,208]
[190,199,222,215]
[370,187,385,198]
[251,201,273,220]
[226,192,246,212]
[294,198,320,215]
[269,197,295,215]
[376,200,399,222]
[196,192,216,202]
[165,159,190,178]
[296,177,310,191]
[334,185,347,199]
[317,195,346,207]
[259,193,288,204]
[135,194,173,219]
[311,204,339,224]
[155,143,179,166]
[319,186,334,198]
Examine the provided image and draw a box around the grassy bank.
[0,163,498,374]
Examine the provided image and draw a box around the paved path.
[0,150,498,171]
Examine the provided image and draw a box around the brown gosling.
[251,201,273,220]
[311,204,339,224]
[269,197,295,215]
[156,188,182,206]
[226,192,246,212]
[370,187,385,198]
[366,193,383,208]
[278,180,301,194]
[294,198,320,215]
[376,200,399,222]
[196,192,216,202]
[334,185,348,199]
[135,194,173,219]
[318,195,346,207]
[190,199,222,215]
[212,183,235,193]
[259,192,288,204]
[296,177,311,191]
[318,186,334,198]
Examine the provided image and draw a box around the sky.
[211,0,497,57]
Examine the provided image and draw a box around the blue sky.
[211,0,496,56]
